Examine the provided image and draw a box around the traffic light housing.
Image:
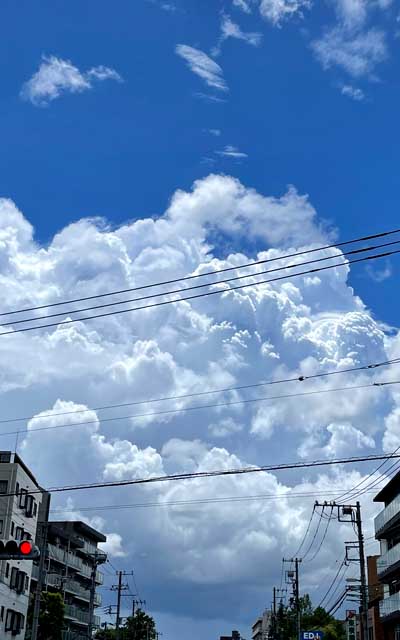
[0,540,40,559]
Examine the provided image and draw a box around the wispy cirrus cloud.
[176,45,228,92]
[21,55,122,106]
[341,84,365,100]
[215,145,248,158]
[258,0,311,26]
[312,27,387,77]
[212,14,262,55]
[233,0,253,12]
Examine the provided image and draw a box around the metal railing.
[377,543,400,577]
[64,605,99,626]
[375,495,400,536]
[48,544,82,571]
[380,592,400,618]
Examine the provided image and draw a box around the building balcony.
[380,593,400,619]
[64,604,100,627]
[47,545,103,584]
[375,495,400,537]
[377,544,400,580]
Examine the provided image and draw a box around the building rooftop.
[0,450,41,488]
[50,520,107,543]
[374,468,400,504]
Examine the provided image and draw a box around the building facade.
[0,451,46,638]
[374,470,400,640]
[252,609,272,640]
[30,520,107,640]
[220,631,241,640]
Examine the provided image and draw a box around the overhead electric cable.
[317,558,347,608]
[3,238,399,329]
[1,356,398,427]
[305,506,334,563]
[0,379,397,440]
[292,505,316,558]
[301,507,324,561]
[1,248,399,336]
[2,227,399,318]
[2,451,400,499]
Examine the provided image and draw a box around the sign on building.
[301,632,324,640]
[346,610,357,640]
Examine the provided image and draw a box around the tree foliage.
[27,592,65,640]
[274,593,345,640]
[95,609,157,640]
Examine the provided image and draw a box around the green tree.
[34,592,65,640]
[122,609,157,640]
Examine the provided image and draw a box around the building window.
[19,489,27,509]
[15,527,24,541]
[395,626,400,640]
[25,495,34,518]
[0,480,7,494]
[25,576,29,591]
[0,519,3,535]
[33,502,37,517]
[15,482,19,497]
[5,610,24,634]
[10,568,26,594]
[11,521,14,536]
[0,453,11,463]
[369,628,374,640]
[0,606,4,621]
[5,563,9,578]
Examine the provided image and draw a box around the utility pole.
[283,558,301,640]
[356,501,368,640]
[294,558,301,640]
[132,598,146,617]
[88,550,107,639]
[314,501,368,640]
[31,522,48,640]
[110,571,133,639]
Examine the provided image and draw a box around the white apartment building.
[252,610,272,640]
[0,451,46,638]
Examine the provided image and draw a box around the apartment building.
[374,469,400,640]
[0,451,46,638]
[252,609,272,640]
[30,520,107,640]
[220,631,241,640]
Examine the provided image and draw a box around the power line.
[1,379,397,440]
[3,227,399,318]
[292,506,316,558]
[2,450,400,499]
[1,355,397,427]
[300,507,324,561]
[317,558,347,608]
[305,506,334,563]
[3,238,399,330]
[1,247,399,336]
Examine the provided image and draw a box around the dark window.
[25,575,29,591]
[15,527,24,541]
[0,519,3,534]
[0,606,4,621]
[25,495,34,518]
[0,480,7,494]
[11,521,14,536]
[15,482,19,497]
[23,531,31,541]
[10,567,18,590]
[19,489,27,509]
[5,609,24,634]
[33,502,37,517]
[5,563,9,578]
[0,453,11,463]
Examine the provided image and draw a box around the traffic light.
[0,540,40,559]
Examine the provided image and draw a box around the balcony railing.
[375,495,400,536]
[64,604,101,627]
[47,545,103,584]
[380,592,400,618]
[48,544,81,571]
[377,544,400,578]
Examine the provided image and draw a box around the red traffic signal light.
[20,540,33,555]
[0,540,40,559]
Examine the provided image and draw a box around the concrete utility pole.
[110,570,133,639]
[88,550,107,639]
[355,502,369,640]
[314,501,368,640]
[31,522,48,640]
[283,558,302,640]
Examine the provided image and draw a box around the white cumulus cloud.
[312,27,387,77]
[21,55,122,106]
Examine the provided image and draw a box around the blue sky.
[1,1,400,638]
